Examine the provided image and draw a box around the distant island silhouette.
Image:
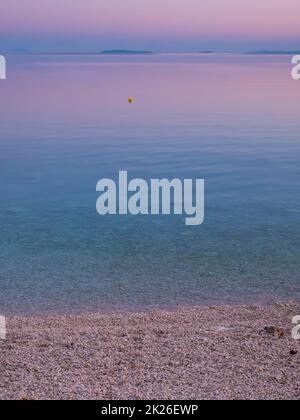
[101,50,153,55]
[249,50,300,55]
[11,48,31,54]
[100,50,154,55]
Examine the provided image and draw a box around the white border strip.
[0,315,6,340]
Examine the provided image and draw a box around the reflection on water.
[0,54,299,314]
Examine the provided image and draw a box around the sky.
[0,0,300,52]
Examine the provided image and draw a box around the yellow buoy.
[128,96,134,104]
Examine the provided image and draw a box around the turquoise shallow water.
[0,54,299,314]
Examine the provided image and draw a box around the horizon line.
[2,49,300,56]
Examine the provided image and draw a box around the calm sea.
[0,53,299,314]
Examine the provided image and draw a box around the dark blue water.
[0,54,299,314]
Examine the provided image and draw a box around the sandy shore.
[1,301,299,400]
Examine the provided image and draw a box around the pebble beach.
[1,301,299,400]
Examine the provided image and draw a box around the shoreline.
[1,301,299,400]
[3,296,299,318]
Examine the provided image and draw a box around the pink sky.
[1,0,300,51]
